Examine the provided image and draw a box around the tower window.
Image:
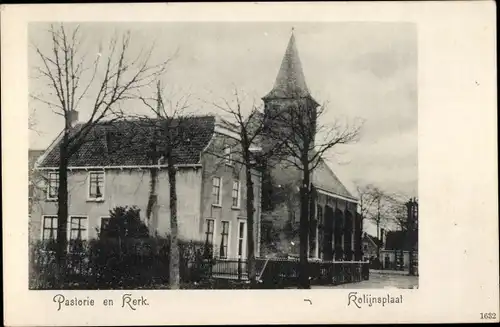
[224,147,233,166]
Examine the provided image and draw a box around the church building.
[260,31,363,261]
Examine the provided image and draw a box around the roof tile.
[39,115,216,168]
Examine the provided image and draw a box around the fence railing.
[204,257,370,287]
[207,258,248,280]
[30,244,369,289]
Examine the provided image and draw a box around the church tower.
[260,29,320,213]
[262,29,320,137]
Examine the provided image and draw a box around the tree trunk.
[147,115,161,235]
[308,185,316,258]
[146,167,159,236]
[298,165,310,289]
[245,163,257,287]
[56,135,69,284]
[376,219,380,259]
[168,161,180,289]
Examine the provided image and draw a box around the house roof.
[263,32,318,104]
[384,230,412,251]
[37,115,216,168]
[363,233,383,247]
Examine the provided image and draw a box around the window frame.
[99,216,111,236]
[212,176,222,207]
[46,172,59,201]
[237,219,247,259]
[317,205,324,259]
[68,215,89,242]
[204,218,216,256]
[87,171,105,202]
[41,215,58,241]
[231,180,241,209]
[219,220,231,259]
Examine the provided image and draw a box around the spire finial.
[291,27,295,35]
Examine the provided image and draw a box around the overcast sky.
[29,22,417,233]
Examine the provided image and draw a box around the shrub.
[29,236,214,289]
[29,206,213,289]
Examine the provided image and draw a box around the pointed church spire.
[263,29,314,101]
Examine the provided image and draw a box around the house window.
[364,244,368,251]
[69,216,88,242]
[42,215,58,240]
[317,205,323,225]
[309,218,317,258]
[224,147,233,166]
[237,220,246,258]
[212,177,222,206]
[219,221,230,259]
[100,216,111,237]
[204,219,215,253]
[47,172,59,200]
[317,205,323,259]
[88,171,104,200]
[232,180,240,208]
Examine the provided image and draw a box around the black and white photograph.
[28,21,418,290]
[3,2,498,325]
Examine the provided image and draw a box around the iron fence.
[204,257,369,287]
[30,242,370,289]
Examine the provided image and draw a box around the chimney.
[380,228,385,246]
[68,109,79,127]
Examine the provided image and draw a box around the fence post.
[237,258,242,281]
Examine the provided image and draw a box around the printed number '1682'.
[480,313,497,320]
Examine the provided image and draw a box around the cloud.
[29,22,418,197]
[330,126,418,197]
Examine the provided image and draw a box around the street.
[312,271,419,289]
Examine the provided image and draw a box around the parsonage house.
[31,115,263,260]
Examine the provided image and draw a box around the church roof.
[263,31,317,103]
[312,158,357,202]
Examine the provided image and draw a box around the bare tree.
[30,23,170,277]
[385,193,411,231]
[134,81,192,289]
[28,108,37,132]
[267,95,362,289]
[355,183,379,232]
[383,193,417,271]
[364,186,394,258]
[353,182,378,259]
[209,89,285,287]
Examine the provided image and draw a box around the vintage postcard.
[2,2,498,325]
